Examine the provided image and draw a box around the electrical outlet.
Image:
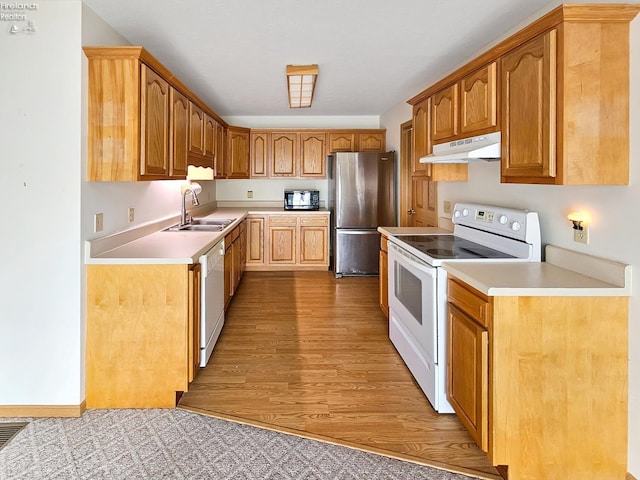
[128,207,135,223]
[443,200,452,214]
[574,225,589,245]
[94,213,103,233]
[247,190,253,199]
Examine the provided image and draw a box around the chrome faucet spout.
[180,186,200,226]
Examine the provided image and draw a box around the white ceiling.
[82,0,579,117]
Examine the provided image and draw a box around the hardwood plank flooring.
[178,271,500,479]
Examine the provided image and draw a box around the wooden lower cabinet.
[86,263,201,408]
[447,275,629,479]
[224,221,246,310]
[246,213,329,271]
[379,235,388,317]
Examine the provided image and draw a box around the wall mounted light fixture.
[286,65,318,108]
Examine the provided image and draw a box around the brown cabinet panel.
[299,132,326,177]
[299,226,328,264]
[271,133,297,176]
[379,235,388,318]
[501,31,556,181]
[412,98,431,176]
[447,303,488,452]
[357,132,386,152]
[431,84,458,142]
[227,127,250,178]
[204,114,216,161]
[250,132,269,177]
[460,62,498,135]
[269,227,296,264]
[215,123,227,178]
[140,66,170,177]
[188,102,204,156]
[188,263,201,383]
[328,133,356,152]
[246,216,265,265]
[169,88,189,178]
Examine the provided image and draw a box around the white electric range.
[387,202,541,413]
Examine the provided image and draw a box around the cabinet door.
[224,244,232,310]
[246,216,265,265]
[431,84,458,142]
[140,65,170,178]
[238,221,247,280]
[189,103,205,156]
[357,132,385,152]
[501,30,557,182]
[412,98,431,176]
[299,132,326,177]
[299,227,328,264]
[169,88,189,178]
[250,132,269,177]
[448,303,488,452]
[188,263,201,383]
[215,123,227,178]
[204,114,216,161]
[328,132,355,152]
[460,62,497,135]
[228,128,250,178]
[269,227,296,263]
[271,133,297,176]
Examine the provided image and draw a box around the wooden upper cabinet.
[357,132,386,152]
[299,132,326,177]
[460,62,498,135]
[140,65,170,178]
[169,87,189,178]
[431,84,458,142]
[271,133,297,176]
[412,98,431,177]
[204,114,216,160]
[328,133,356,152]
[227,126,250,178]
[501,31,556,183]
[215,123,227,178]
[250,131,269,177]
[189,103,205,156]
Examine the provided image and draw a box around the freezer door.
[335,152,395,228]
[334,229,380,276]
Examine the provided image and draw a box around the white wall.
[0,1,84,405]
[379,10,640,477]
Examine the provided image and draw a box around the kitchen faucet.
[180,183,201,226]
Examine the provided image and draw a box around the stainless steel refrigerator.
[327,151,396,277]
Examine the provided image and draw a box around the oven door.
[388,242,437,364]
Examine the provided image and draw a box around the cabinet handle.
[408,209,415,215]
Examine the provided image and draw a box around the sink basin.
[163,217,236,232]
[190,218,236,227]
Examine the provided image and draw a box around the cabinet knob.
[408,209,415,215]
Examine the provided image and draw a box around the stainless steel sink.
[164,217,236,232]
[190,218,236,226]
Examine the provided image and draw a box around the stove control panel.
[452,202,540,245]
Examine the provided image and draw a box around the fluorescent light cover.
[286,65,318,108]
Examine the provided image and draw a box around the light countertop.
[86,207,330,265]
[443,261,630,297]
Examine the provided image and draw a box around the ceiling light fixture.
[286,65,318,109]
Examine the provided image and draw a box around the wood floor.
[178,271,501,480]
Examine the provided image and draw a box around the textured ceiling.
[81,0,611,117]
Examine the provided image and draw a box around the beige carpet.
[0,409,478,479]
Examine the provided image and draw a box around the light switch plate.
[128,207,135,223]
[94,213,103,233]
[443,200,452,214]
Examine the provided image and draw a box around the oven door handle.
[389,244,436,278]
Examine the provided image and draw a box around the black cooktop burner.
[396,234,515,260]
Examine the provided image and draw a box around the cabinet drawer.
[448,278,491,328]
[268,215,298,226]
[300,215,328,227]
[225,225,239,245]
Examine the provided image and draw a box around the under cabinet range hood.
[419,131,501,164]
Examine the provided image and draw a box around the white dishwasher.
[199,238,225,367]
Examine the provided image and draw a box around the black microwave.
[284,190,320,210]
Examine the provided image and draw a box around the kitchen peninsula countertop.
[86,207,330,265]
[443,245,631,297]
